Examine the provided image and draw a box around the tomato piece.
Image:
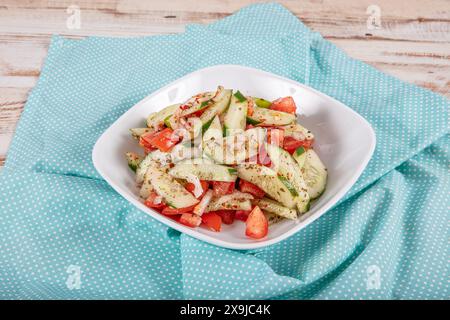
[191,108,207,118]
[247,101,254,117]
[239,180,265,198]
[179,213,202,228]
[162,204,197,215]
[213,210,236,225]
[139,131,158,152]
[267,128,284,148]
[147,128,179,152]
[283,136,314,154]
[144,192,166,209]
[185,180,209,198]
[201,212,222,232]
[245,206,268,239]
[246,124,255,130]
[235,210,251,222]
[270,96,297,114]
[212,181,235,197]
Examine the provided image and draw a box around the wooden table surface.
[1,0,449,169]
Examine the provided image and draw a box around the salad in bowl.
[125,86,327,240]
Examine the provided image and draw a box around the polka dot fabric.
[0,3,448,299]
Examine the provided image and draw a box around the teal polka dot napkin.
[0,3,448,299]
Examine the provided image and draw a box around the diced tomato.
[185,180,209,198]
[146,128,179,152]
[246,124,255,130]
[201,212,222,232]
[179,213,202,228]
[245,206,268,239]
[212,181,235,197]
[213,210,235,225]
[239,179,265,198]
[139,131,158,152]
[191,108,207,118]
[283,136,314,154]
[247,101,254,117]
[144,192,166,209]
[235,210,251,222]
[267,128,284,147]
[162,204,197,216]
[270,96,297,114]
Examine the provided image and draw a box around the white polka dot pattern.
[0,3,448,299]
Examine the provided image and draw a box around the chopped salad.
[126,86,327,239]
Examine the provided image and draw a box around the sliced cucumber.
[302,150,327,199]
[206,198,252,212]
[169,161,237,182]
[223,92,248,135]
[146,104,180,129]
[265,143,310,213]
[282,123,314,140]
[250,107,296,126]
[263,211,285,225]
[203,127,266,165]
[130,128,154,140]
[246,116,262,126]
[292,146,307,167]
[146,166,199,209]
[202,115,222,145]
[179,91,214,117]
[139,167,154,199]
[126,152,142,173]
[200,88,232,126]
[252,97,271,109]
[253,198,297,220]
[135,152,155,184]
[237,164,297,209]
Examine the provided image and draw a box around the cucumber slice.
[223,93,248,135]
[126,152,142,173]
[139,167,154,199]
[130,128,154,140]
[200,87,232,126]
[237,164,297,209]
[206,199,252,212]
[179,91,214,117]
[293,146,307,167]
[282,123,314,140]
[263,211,285,225]
[146,104,180,129]
[253,97,272,108]
[253,198,297,220]
[203,127,266,165]
[265,143,310,213]
[251,107,296,126]
[135,153,155,184]
[146,166,199,209]
[169,161,237,182]
[202,115,222,145]
[246,116,262,126]
[302,150,327,199]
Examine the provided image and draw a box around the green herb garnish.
[201,118,214,133]
[228,168,237,175]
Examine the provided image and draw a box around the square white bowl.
[92,65,376,250]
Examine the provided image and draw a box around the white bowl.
[92,65,376,250]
